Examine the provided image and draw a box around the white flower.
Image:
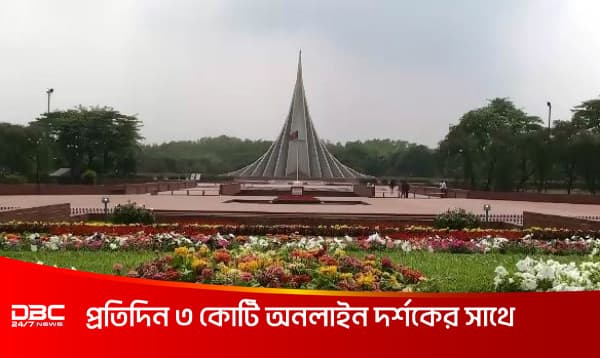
[109,243,118,250]
[30,244,38,252]
[516,256,535,272]
[494,266,508,277]
[367,233,385,245]
[400,241,413,252]
[499,257,600,292]
[519,273,537,291]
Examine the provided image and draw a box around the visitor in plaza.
[440,180,448,198]
[401,180,410,198]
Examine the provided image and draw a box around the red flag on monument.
[289,130,299,141]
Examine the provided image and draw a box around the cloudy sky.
[1,0,599,147]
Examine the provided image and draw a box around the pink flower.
[201,268,214,281]
[240,272,254,282]
[112,263,124,274]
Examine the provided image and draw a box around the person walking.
[399,180,408,198]
[440,180,448,198]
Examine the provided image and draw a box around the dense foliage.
[440,97,600,193]
[433,208,482,230]
[1,96,599,192]
[111,204,155,225]
[0,106,142,183]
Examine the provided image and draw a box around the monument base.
[271,194,321,204]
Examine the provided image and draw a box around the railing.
[478,214,523,225]
[374,186,459,198]
[478,214,600,226]
[0,206,19,212]
[158,189,220,196]
[71,207,114,215]
[575,215,600,222]
[374,191,415,198]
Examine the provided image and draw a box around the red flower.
[214,249,231,264]
[380,256,394,270]
[318,254,338,266]
[398,266,424,283]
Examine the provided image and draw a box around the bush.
[81,169,97,185]
[111,203,155,224]
[433,208,481,229]
[0,174,28,184]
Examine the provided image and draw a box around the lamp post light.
[483,204,491,223]
[46,88,54,114]
[546,101,552,130]
[101,197,110,218]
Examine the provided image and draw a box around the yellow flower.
[197,245,210,257]
[356,272,376,288]
[216,262,230,274]
[363,260,376,267]
[333,248,346,257]
[339,273,353,280]
[191,258,208,272]
[238,260,260,273]
[318,265,338,277]
[174,247,190,257]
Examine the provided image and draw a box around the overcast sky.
[1,0,599,147]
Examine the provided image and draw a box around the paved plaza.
[1,187,599,218]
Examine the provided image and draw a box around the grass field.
[1,250,593,292]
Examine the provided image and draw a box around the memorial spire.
[227,52,369,180]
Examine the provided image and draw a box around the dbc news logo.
[11,304,65,328]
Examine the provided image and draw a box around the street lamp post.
[546,101,552,130]
[46,88,54,114]
[483,204,491,223]
[101,197,110,220]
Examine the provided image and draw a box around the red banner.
[2,257,599,357]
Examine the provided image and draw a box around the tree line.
[0,96,599,193]
[0,106,141,184]
[440,97,600,194]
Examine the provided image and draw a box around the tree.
[0,123,39,180]
[572,98,600,132]
[33,106,142,180]
[395,144,436,177]
[441,98,543,190]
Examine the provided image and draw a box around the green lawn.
[1,250,157,274]
[1,250,593,292]
[382,251,592,292]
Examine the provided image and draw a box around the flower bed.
[2,231,599,256]
[494,257,600,291]
[2,222,599,239]
[125,244,424,291]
